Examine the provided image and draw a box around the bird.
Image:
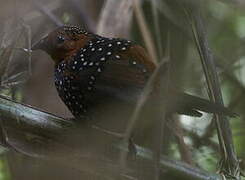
[31,25,236,124]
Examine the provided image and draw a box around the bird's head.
[32,25,91,64]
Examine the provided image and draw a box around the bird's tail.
[152,62,236,117]
[173,92,237,117]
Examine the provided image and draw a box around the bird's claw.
[127,137,137,160]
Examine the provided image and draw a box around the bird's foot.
[127,137,137,160]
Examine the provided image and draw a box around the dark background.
[0,0,244,179]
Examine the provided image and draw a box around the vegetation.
[0,0,244,179]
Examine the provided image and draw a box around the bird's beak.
[31,36,48,51]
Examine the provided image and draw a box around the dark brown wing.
[72,41,156,126]
[94,45,156,103]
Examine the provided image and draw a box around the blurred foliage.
[0,0,244,179]
[132,0,245,176]
[0,155,11,180]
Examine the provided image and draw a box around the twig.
[21,21,32,76]
[22,1,61,23]
[1,81,26,89]
[1,71,28,84]
[97,0,134,37]
[32,0,63,27]
[151,32,171,180]
[184,5,241,179]
[97,2,162,178]
[133,0,158,64]
[1,24,25,83]
[150,0,164,60]
[119,59,169,178]
[188,130,220,152]
[148,0,189,35]
[170,118,194,165]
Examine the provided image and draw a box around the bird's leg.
[127,136,137,160]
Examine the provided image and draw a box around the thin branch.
[170,118,194,165]
[1,24,25,84]
[184,5,241,179]
[150,0,164,60]
[22,1,61,23]
[97,0,134,38]
[0,95,223,180]
[133,0,158,64]
[21,21,33,76]
[32,0,63,27]
[119,59,169,179]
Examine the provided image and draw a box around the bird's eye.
[57,35,65,43]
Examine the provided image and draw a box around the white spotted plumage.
[53,28,152,119]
